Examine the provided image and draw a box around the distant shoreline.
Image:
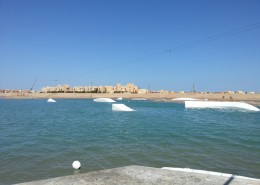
[1,92,260,105]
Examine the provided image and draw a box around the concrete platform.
[16,165,260,185]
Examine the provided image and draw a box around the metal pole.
[90,82,93,98]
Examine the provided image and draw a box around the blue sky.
[0,0,260,92]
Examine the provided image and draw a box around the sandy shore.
[1,92,260,105]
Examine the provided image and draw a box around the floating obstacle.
[116,97,123,100]
[72,161,81,169]
[93,98,116,103]
[185,101,260,111]
[112,104,135,111]
[47,98,56,103]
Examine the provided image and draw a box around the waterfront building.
[73,86,85,93]
[105,86,115,93]
[237,90,245,94]
[126,83,138,93]
[138,89,149,94]
[226,91,235,94]
[40,83,139,94]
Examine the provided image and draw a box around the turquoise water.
[0,99,259,184]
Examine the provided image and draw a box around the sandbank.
[1,92,260,105]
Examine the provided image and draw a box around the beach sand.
[1,92,260,105]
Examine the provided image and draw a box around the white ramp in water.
[47,98,56,103]
[185,101,260,111]
[93,98,116,102]
[112,104,135,111]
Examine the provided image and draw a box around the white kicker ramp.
[112,104,135,111]
[185,101,260,111]
[93,98,116,102]
[47,98,56,103]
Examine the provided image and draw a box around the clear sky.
[0,0,260,92]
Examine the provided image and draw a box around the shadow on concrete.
[223,175,234,185]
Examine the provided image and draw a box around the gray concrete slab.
[15,165,260,185]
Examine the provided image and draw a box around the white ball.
[72,161,81,169]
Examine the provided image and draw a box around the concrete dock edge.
[15,165,260,185]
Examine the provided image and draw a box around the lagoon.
[0,99,259,184]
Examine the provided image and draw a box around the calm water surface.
[0,99,259,184]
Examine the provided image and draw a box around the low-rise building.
[40,83,139,94]
[138,89,149,94]
[226,91,235,94]
[73,86,85,93]
[126,83,138,93]
[158,90,169,93]
[105,86,114,93]
[236,90,245,94]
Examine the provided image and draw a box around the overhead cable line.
[168,22,260,53]
[100,22,260,70]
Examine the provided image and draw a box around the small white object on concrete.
[185,101,260,111]
[112,104,135,111]
[47,98,56,103]
[116,97,123,100]
[72,161,81,169]
[93,98,116,102]
[172,98,199,101]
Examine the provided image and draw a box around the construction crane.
[30,78,38,92]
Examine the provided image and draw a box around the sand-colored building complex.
[40,83,143,94]
[0,83,257,96]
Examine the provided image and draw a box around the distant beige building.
[138,89,149,94]
[105,86,115,93]
[114,83,138,93]
[236,90,245,94]
[41,86,56,93]
[97,86,107,93]
[158,90,169,93]
[126,83,138,93]
[84,86,92,92]
[226,91,235,94]
[57,84,71,92]
[40,83,139,94]
[73,86,85,92]
[41,84,71,93]
[114,83,125,93]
